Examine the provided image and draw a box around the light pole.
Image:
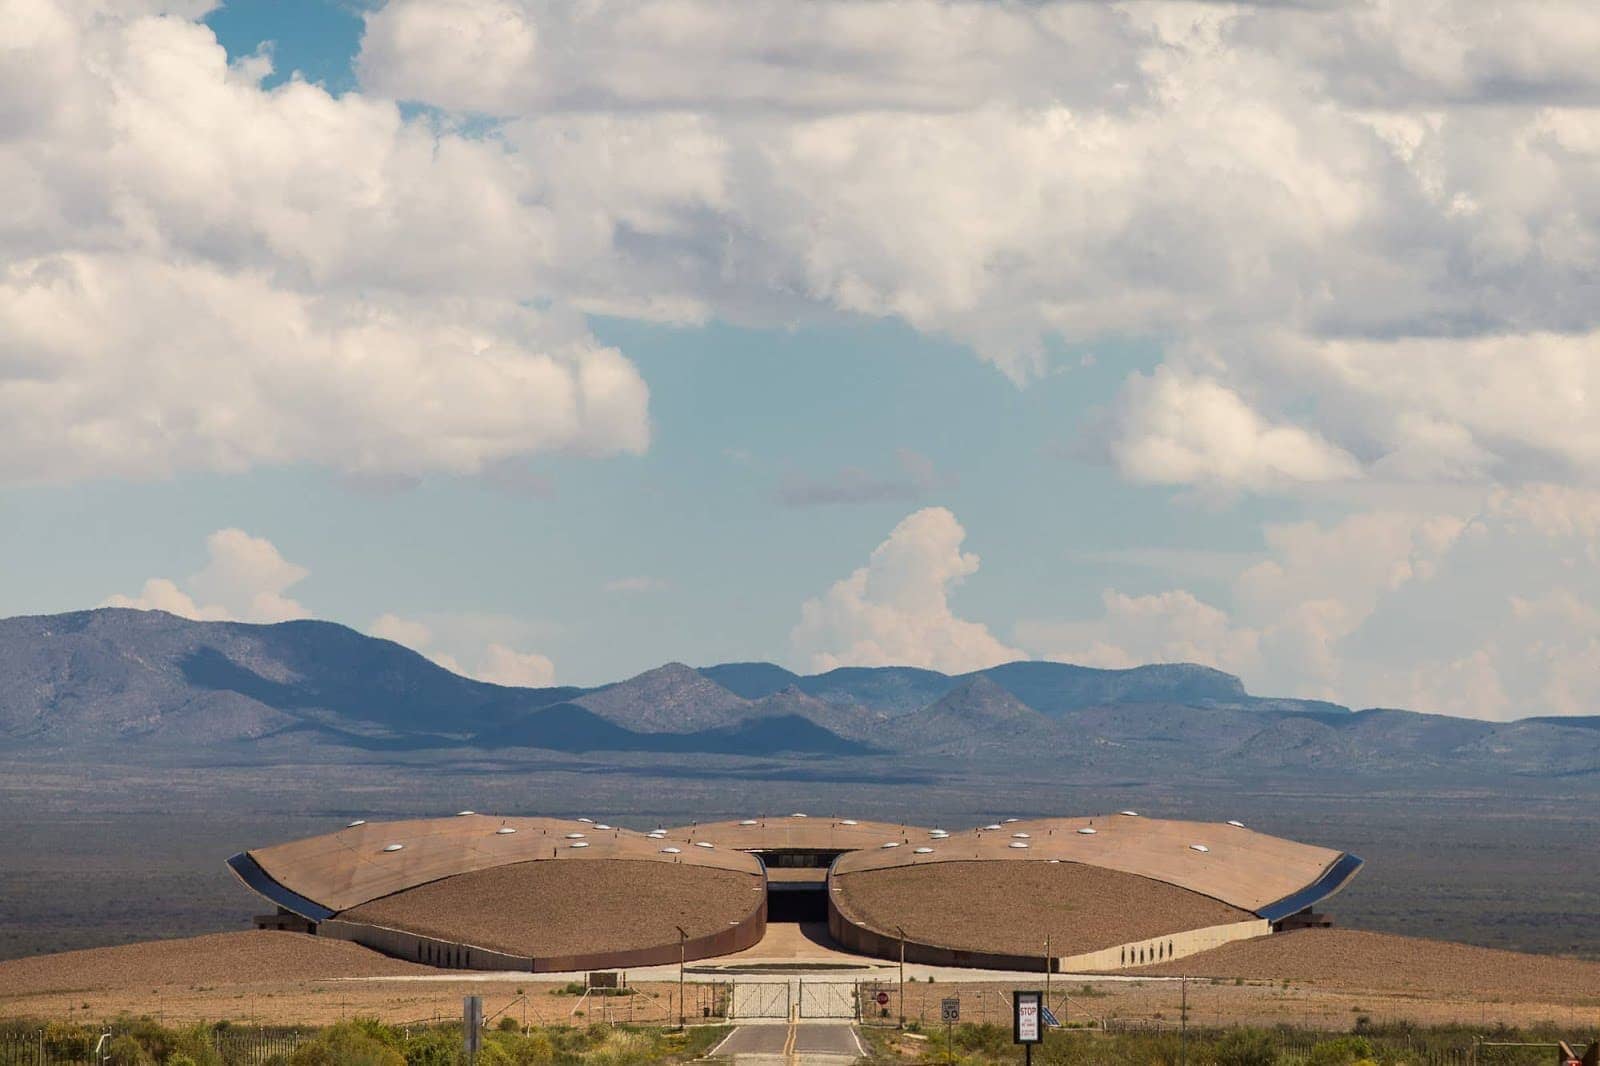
[675,926,688,1030]
[896,925,906,1030]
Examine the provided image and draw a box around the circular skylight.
[570,841,589,849]
[1189,844,1210,853]
[647,831,666,839]
[495,827,517,835]
[346,820,366,828]
[695,841,715,849]
[1008,841,1029,849]
[564,833,585,839]
[1003,818,1020,823]
[661,847,682,854]
[739,819,758,826]
[456,810,476,816]
[1118,810,1140,817]
[983,823,1003,831]
[595,823,613,830]
[1227,820,1246,828]
[1047,859,1062,864]
[577,817,594,823]
[1077,827,1097,835]
[881,841,901,848]
[382,844,404,852]
[914,847,934,854]
[791,812,808,818]
[1012,832,1031,839]
[840,819,859,825]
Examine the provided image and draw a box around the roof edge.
[226,851,337,921]
[1255,852,1364,922]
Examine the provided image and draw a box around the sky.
[5,1,1600,720]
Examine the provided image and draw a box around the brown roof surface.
[339,859,762,958]
[832,860,1251,958]
[247,815,762,912]
[662,815,927,853]
[0,932,428,996]
[831,815,1345,912]
[1129,928,1600,1005]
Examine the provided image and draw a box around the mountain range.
[2,608,1597,780]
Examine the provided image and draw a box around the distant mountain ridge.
[1,608,1597,780]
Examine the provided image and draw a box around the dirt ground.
[340,860,762,957]
[834,861,1250,956]
[3,928,1599,1031]
[1124,927,1600,1004]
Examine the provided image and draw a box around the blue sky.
[7,1,1600,718]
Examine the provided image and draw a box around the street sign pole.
[941,998,959,1066]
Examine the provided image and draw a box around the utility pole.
[1044,935,1051,1011]
[896,925,907,1030]
[675,926,688,1030]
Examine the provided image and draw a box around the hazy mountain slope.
[973,661,1247,715]
[474,704,872,756]
[0,609,575,745]
[734,685,888,740]
[882,675,1053,753]
[0,609,1595,779]
[794,665,956,714]
[573,663,749,733]
[698,662,801,699]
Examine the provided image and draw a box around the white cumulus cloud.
[367,612,557,687]
[791,507,1023,674]
[1,2,648,484]
[104,528,309,623]
[1020,487,1600,720]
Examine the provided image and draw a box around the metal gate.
[799,981,858,1020]
[731,981,791,1020]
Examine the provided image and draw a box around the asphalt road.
[711,1023,864,1061]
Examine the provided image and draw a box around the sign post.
[1013,990,1043,1066]
[941,998,959,1066]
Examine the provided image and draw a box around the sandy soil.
[0,931,428,998]
[1126,927,1600,1003]
[834,861,1250,957]
[339,860,762,957]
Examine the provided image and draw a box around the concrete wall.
[319,894,767,973]
[1058,918,1270,972]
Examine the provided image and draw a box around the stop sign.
[876,992,890,1005]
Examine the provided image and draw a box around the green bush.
[1211,1028,1279,1066]
[106,1034,156,1066]
[287,1022,404,1066]
[1307,1036,1375,1066]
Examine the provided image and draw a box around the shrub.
[582,1029,655,1066]
[1307,1036,1375,1066]
[287,1023,404,1066]
[106,1035,155,1066]
[1212,1028,1279,1066]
